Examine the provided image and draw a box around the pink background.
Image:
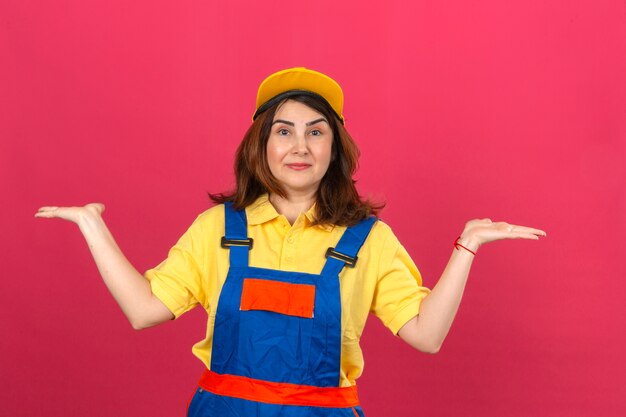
[2,1,625,416]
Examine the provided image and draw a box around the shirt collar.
[246,194,334,232]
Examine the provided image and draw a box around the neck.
[269,191,316,225]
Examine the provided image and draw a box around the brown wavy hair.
[208,94,384,226]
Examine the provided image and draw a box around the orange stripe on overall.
[198,369,360,408]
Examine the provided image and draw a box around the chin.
[280,181,322,194]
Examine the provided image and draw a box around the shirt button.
[287,237,294,244]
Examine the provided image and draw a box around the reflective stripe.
[240,278,315,318]
[198,369,360,408]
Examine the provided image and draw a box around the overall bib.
[187,202,376,417]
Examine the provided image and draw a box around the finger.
[490,232,537,241]
[34,211,56,218]
[493,222,545,236]
[512,233,542,240]
[507,225,547,236]
[34,207,62,218]
[35,208,53,217]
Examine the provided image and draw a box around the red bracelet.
[454,236,476,256]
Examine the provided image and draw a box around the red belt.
[198,369,360,408]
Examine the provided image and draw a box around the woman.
[35,67,546,416]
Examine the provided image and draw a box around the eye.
[309,129,322,136]
[277,128,290,136]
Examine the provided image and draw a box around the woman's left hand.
[458,219,547,253]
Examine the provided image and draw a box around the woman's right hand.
[34,203,105,225]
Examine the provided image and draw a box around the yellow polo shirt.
[144,194,430,387]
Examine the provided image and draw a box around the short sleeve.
[143,215,208,319]
[370,228,431,336]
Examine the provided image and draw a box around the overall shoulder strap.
[222,202,252,267]
[321,216,377,276]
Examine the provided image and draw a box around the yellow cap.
[253,67,345,124]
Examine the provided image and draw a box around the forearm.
[414,235,478,351]
[78,213,156,328]
[398,218,545,353]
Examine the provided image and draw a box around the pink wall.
[2,1,625,416]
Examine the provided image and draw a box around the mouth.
[286,163,312,171]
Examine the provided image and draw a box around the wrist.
[455,233,481,254]
[78,210,104,232]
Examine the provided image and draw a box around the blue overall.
[187,202,376,417]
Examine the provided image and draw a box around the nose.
[292,131,309,155]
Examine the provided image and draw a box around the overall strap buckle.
[320,216,377,276]
[221,237,254,249]
[325,247,357,267]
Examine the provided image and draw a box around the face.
[266,99,333,197]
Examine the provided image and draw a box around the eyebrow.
[272,118,329,127]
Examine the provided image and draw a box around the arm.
[398,219,547,353]
[35,204,174,330]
